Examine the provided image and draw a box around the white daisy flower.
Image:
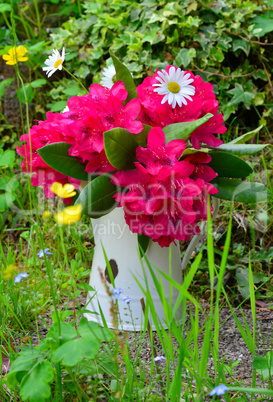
[100,65,116,89]
[42,48,66,78]
[152,66,195,108]
[100,64,133,89]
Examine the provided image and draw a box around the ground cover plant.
[0,0,273,401]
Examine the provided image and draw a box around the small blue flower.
[210,384,229,397]
[154,356,166,362]
[37,248,53,258]
[14,273,29,283]
[112,288,124,299]
[123,296,131,303]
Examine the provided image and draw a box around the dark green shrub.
[47,0,273,134]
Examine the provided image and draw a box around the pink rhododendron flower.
[17,81,143,200]
[136,65,226,149]
[65,82,143,174]
[184,152,218,182]
[112,127,218,247]
[17,112,80,202]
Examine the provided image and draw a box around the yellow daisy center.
[54,59,63,69]
[168,82,180,93]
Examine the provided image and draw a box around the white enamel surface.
[84,207,183,331]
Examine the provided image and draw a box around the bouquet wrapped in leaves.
[18,51,269,248]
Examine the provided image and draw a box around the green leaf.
[7,349,41,379]
[0,149,15,167]
[236,267,265,298]
[45,322,78,349]
[77,283,95,291]
[110,49,137,103]
[52,337,101,366]
[252,12,273,37]
[163,113,213,143]
[253,356,268,371]
[175,48,196,68]
[28,41,46,53]
[213,143,271,156]
[17,84,34,104]
[228,84,255,108]
[104,127,139,170]
[208,152,253,178]
[138,233,150,256]
[253,351,273,381]
[0,193,15,212]
[37,142,89,181]
[134,124,152,147]
[20,361,54,402]
[50,100,67,112]
[0,78,14,99]
[228,125,264,144]
[210,47,224,62]
[0,4,12,12]
[30,79,47,88]
[78,317,113,341]
[75,174,118,218]
[232,39,250,56]
[211,178,268,204]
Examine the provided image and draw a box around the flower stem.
[62,66,89,94]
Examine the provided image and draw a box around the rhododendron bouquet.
[18,51,269,248]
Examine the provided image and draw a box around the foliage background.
[1,0,273,136]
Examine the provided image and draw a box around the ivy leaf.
[175,48,196,68]
[210,47,224,62]
[252,12,273,37]
[52,337,101,367]
[228,84,255,108]
[20,361,54,402]
[232,39,250,56]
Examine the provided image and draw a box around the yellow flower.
[54,204,82,225]
[4,264,17,280]
[42,210,52,220]
[2,46,28,65]
[50,182,77,199]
